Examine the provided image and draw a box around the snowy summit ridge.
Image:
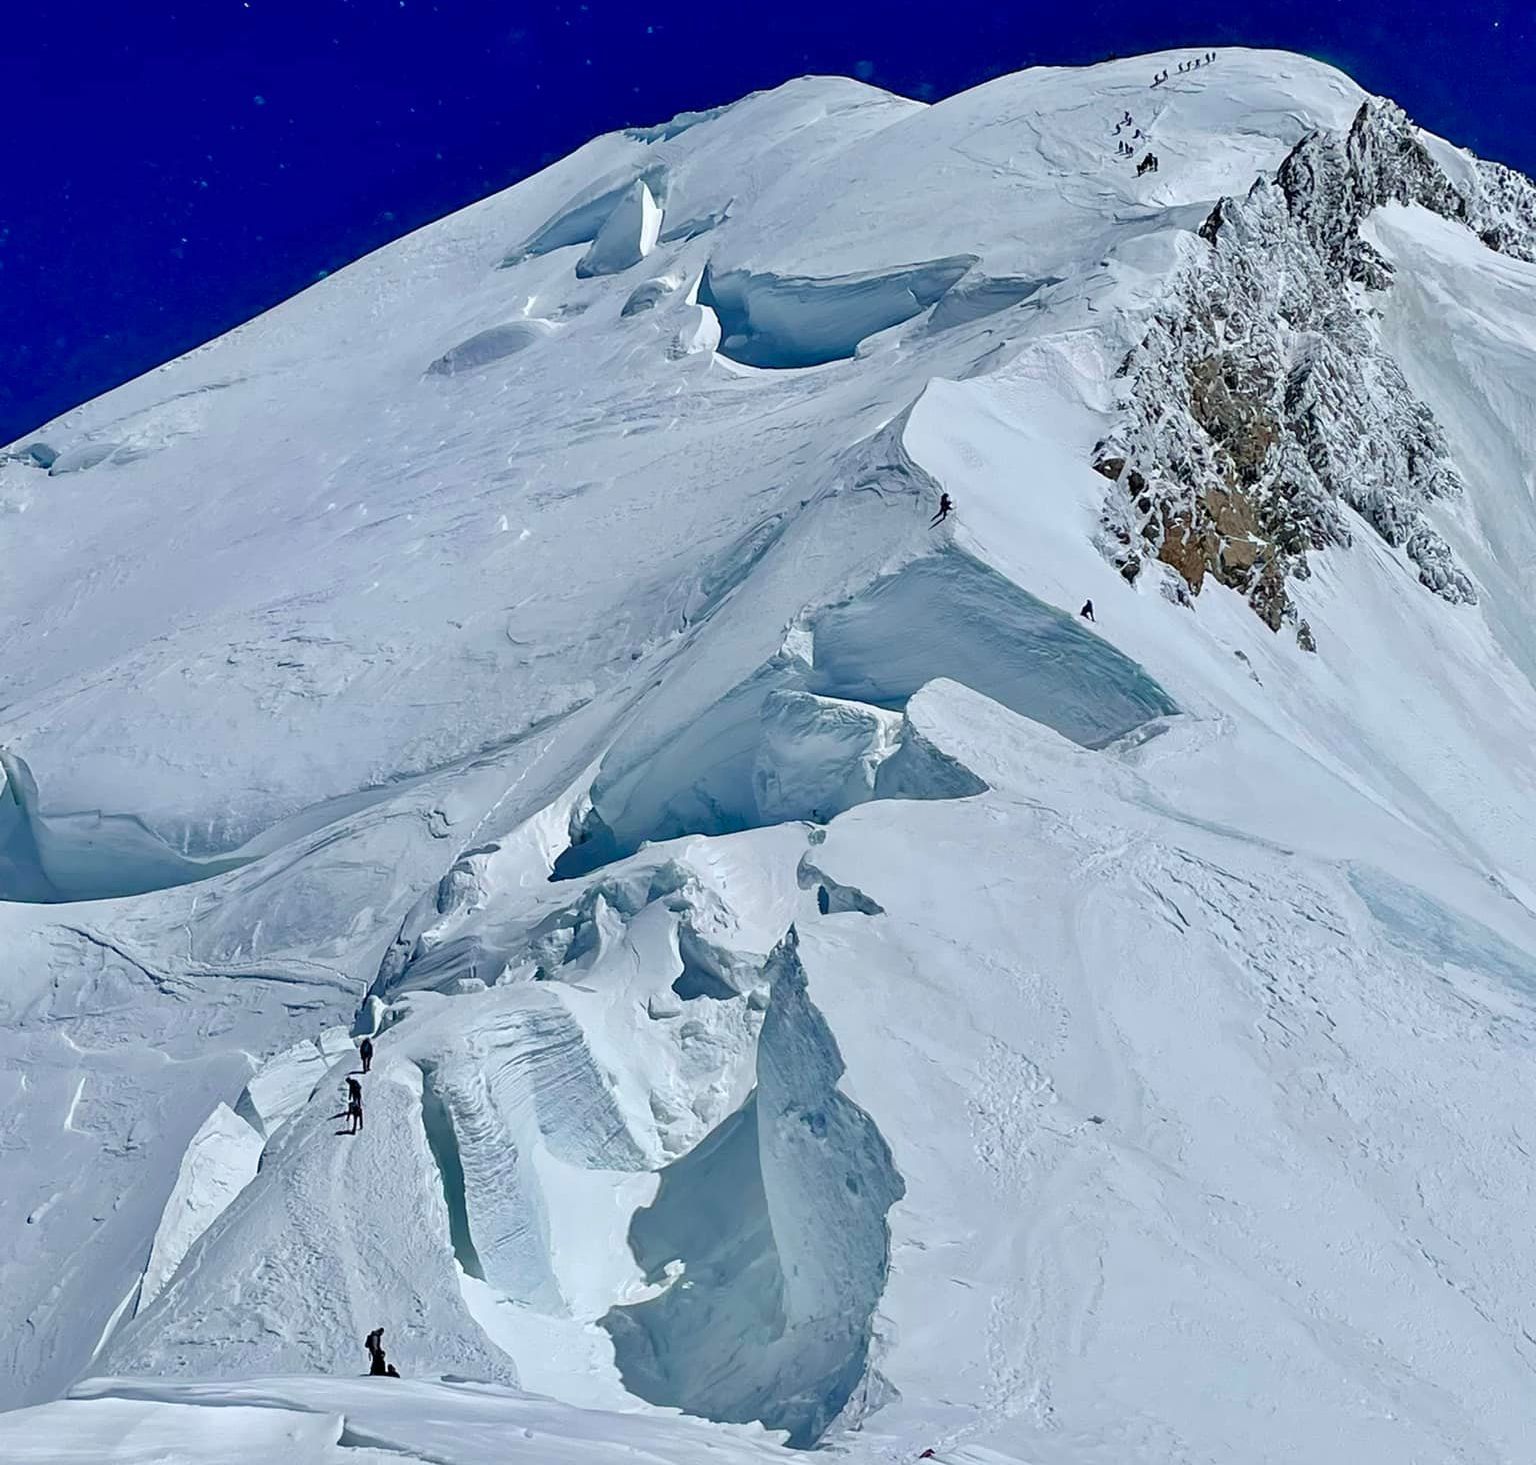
[5,47,1536,1465]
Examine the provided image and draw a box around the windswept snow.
[4,44,1536,1465]
[0,1377,794,1465]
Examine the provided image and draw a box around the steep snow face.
[0,50,1354,863]
[1368,205,1536,696]
[137,1103,264,1311]
[601,930,905,1448]
[5,45,1536,1465]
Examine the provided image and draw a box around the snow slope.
[4,44,1536,1465]
[0,1376,791,1465]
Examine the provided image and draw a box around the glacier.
[4,44,1536,1465]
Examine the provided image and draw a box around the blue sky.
[4,0,1529,441]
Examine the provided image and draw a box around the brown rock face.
[1187,354,1280,487]
[1151,480,1265,600]
[1157,509,1221,592]
[1208,488,1256,538]
[1217,536,1261,586]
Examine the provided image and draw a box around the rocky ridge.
[1096,100,1536,639]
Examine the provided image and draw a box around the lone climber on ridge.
[929,492,954,528]
[365,1327,400,1377]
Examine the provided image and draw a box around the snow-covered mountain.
[4,46,1536,1465]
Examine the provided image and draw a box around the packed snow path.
[4,44,1536,1465]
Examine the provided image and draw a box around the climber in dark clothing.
[346,1076,363,1134]
[365,1327,399,1377]
[359,1036,374,1074]
[1080,599,1096,622]
[929,492,954,528]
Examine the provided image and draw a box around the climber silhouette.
[929,492,954,527]
[365,1327,400,1377]
[345,1076,363,1134]
[1080,599,1096,623]
[359,1036,374,1074]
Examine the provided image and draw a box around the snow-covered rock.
[1098,100,1485,629]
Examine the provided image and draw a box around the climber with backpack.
[365,1327,400,1377]
[929,492,954,528]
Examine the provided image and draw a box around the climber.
[359,1035,374,1074]
[345,1075,363,1134]
[1080,599,1096,623]
[365,1327,399,1378]
[929,492,954,527]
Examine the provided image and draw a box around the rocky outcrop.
[1468,160,1536,260]
[1097,100,1499,632]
